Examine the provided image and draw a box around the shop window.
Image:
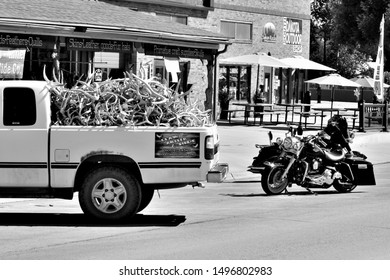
[156,13,188,25]
[221,20,252,41]
[3,87,36,126]
[219,65,251,101]
[94,52,121,81]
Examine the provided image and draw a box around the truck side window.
[3,87,37,126]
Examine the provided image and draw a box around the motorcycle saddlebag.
[251,144,281,166]
[344,157,376,185]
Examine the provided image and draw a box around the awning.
[220,53,290,68]
[280,56,336,71]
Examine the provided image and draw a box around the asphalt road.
[0,125,389,262]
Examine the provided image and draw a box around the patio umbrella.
[220,53,289,91]
[305,73,362,116]
[351,76,389,88]
[280,56,336,71]
[350,76,389,101]
[220,53,289,68]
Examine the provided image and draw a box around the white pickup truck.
[0,80,228,220]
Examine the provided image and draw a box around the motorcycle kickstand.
[304,187,318,196]
[284,183,292,195]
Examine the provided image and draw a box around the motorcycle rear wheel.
[261,166,289,195]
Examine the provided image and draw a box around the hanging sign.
[0,49,26,79]
[144,43,213,60]
[283,17,302,52]
[0,33,54,49]
[66,38,132,52]
[262,22,277,43]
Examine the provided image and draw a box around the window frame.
[220,19,253,42]
[156,12,188,25]
[3,87,37,126]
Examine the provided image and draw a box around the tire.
[79,167,141,221]
[137,186,155,213]
[261,166,289,195]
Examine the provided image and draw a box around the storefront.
[0,0,229,118]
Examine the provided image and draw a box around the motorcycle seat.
[324,149,346,162]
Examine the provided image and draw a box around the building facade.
[0,0,230,117]
[111,0,311,107]
[0,0,311,117]
[208,0,311,105]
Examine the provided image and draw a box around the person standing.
[317,85,322,103]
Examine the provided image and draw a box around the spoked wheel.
[333,177,357,193]
[79,167,141,221]
[261,166,289,195]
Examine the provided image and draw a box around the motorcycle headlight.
[282,136,301,152]
[293,141,301,150]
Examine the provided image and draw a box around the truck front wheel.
[79,167,141,221]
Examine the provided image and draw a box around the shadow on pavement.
[224,190,366,197]
[0,213,186,227]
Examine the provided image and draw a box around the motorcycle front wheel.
[333,178,357,193]
[261,166,289,195]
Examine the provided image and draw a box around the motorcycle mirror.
[297,125,303,135]
[290,127,296,136]
[268,131,273,141]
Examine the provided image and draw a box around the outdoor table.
[293,111,321,128]
[313,107,346,128]
[232,103,273,124]
[276,103,307,124]
[339,107,359,129]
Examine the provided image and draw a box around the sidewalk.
[217,105,390,180]
[223,100,360,129]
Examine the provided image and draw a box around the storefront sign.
[0,49,26,79]
[0,33,54,49]
[66,38,132,52]
[155,132,200,158]
[283,17,302,51]
[144,43,213,60]
[262,22,277,43]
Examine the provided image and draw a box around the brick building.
[0,0,311,117]
[109,0,311,108]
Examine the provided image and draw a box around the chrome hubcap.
[91,178,127,214]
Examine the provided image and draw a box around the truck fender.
[73,153,143,192]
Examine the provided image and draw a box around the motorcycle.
[248,115,376,195]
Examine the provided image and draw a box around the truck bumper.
[207,163,229,183]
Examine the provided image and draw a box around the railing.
[358,101,389,132]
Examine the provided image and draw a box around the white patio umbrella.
[305,73,362,115]
[220,53,289,91]
[220,53,289,68]
[350,76,389,88]
[280,56,336,71]
[350,76,390,101]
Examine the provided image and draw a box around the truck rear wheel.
[137,187,154,213]
[79,167,141,221]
